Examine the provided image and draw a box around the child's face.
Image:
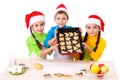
[86,23,100,36]
[31,21,45,34]
[54,13,68,27]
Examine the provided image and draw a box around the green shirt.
[26,32,47,57]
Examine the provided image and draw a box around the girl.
[44,3,73,60]
[25,11,57,59]
[81,14,106,61]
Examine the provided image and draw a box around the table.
[0,58,118,80]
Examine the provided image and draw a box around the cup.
[9,53,16,66]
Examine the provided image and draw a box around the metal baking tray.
[57,27,84,55]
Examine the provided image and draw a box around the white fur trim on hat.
[86,18,101,27]
[54,8,68,18]
[56,8,67,13]
[29,15,45,27]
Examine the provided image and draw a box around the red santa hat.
[25,11,45,29]
[86,15,105,32]
[55,3,68,15]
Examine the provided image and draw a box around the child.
[44,3,73,60]
[25,11,57,59]
[81,14,106,61]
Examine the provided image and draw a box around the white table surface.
[0,58,118,80]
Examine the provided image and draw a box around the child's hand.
[48,29,58,46]
[79,27,82,33]
[48,37,57,46]
[82,43,89,50]
[82,43,93,54]
[51,44,58,50]
[54,29,58,38]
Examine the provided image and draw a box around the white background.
[0,0,120,79]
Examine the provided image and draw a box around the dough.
[59,33,64,37]
[60,42,65,45]
[63,74,73,78]
[67,45,72,49]
[69,32,73,36]
[33,63,43,70]
[54,73,64,77]
[64,33,69,37]
[59,37,64,41]
[60,46,66,50]
[73,36,79,40]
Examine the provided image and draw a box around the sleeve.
[90,38,106,61]
[44,27,55,48]
[26,36,41,56]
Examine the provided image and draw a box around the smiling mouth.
[90,33,94,34]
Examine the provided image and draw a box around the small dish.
[8,65,26,75]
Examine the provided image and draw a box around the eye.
[40,23,44,26]
[93,26,98,29]
[57,17,60,20]
[86,26,91,29]
[35,24,38,27]
[62,18,66,20]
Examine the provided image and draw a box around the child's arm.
[82,38,106,61]
[26,36,41,56]
[82,43,93,54]
[40,44,58,58]
[47,29,57,47]
[89,38,106,61]
[44,27,56,48]
[48,36,57,46]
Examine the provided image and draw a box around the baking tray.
[57,27,84,55]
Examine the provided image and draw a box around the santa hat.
[25,11,45,29]
[86,15,105,32]
[55,3,68,15]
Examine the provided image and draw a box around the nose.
[59,19,63,24]
[90,28,94,32]
[37,26,42,30]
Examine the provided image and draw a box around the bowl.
[96,73,105,79]
[8,65,27,75]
